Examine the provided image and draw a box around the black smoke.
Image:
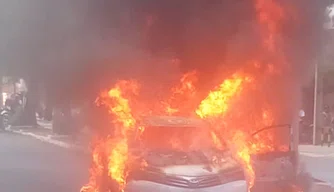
[0,0,328,103]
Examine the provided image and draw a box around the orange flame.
[195,71,280,190]
[82,80,139,192]
[81,139,106,192]
[164,70,198,115]
[196,73,250,119]
[82,1,295,191]
[195,72,257,188]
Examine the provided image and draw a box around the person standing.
[321,105,332,147]
[330,105,334,144]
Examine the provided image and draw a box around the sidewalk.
[299,144,334,157]
[299,144,334,189]
[6,119,91,154]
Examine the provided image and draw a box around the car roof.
[140,116,208,128]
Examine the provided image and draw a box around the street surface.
[0,131,89,192]
[1,121,334,192]
[300,145,334,186]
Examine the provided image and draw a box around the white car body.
[125,164,247,192]
[126,180,247,192]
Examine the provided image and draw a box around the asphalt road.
[301,154,334,185]
[1,132,333,192]
[0,131,90,192]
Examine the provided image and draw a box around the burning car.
[107,116,247,192]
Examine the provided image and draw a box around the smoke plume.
[0,0,328,106]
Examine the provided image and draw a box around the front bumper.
[125,180,247,192]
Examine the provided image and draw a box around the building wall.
[324,92,334,107]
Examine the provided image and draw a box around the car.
[111,116,248,192]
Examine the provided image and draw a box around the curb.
[300,152,334,158]
[6,127,90,154]
[313,178,334,188]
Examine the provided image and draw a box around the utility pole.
[313,3,334,145]
[313,62,319,145]
[0,76,3,107]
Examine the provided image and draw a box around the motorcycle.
[0,105,12,130]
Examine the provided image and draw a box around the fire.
[81,80,139,192]
[164,70,198,115]
[210,131,224,150]
[81,139,106,192]
[82,0,296,191]
[196,73,250,119]
[231,131,254,186]
[195,70,281,189]
[194,72,256,188]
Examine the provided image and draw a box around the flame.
[173,70,197,96]
[164,70,198,115]
[195,70,281,190]
[81,139,106,192]
[82,80,139,192]
[82,0,296,191]
[231,131,254,187]
[210,131,224,150]
[195,72,256,188]
[196,73,250,119]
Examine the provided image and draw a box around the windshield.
[135,126,237,167]
[139,126,215,151]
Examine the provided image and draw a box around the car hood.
[128,150,245,189]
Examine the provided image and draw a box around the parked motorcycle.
[0,93,22,130]
[0,105,12,130]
